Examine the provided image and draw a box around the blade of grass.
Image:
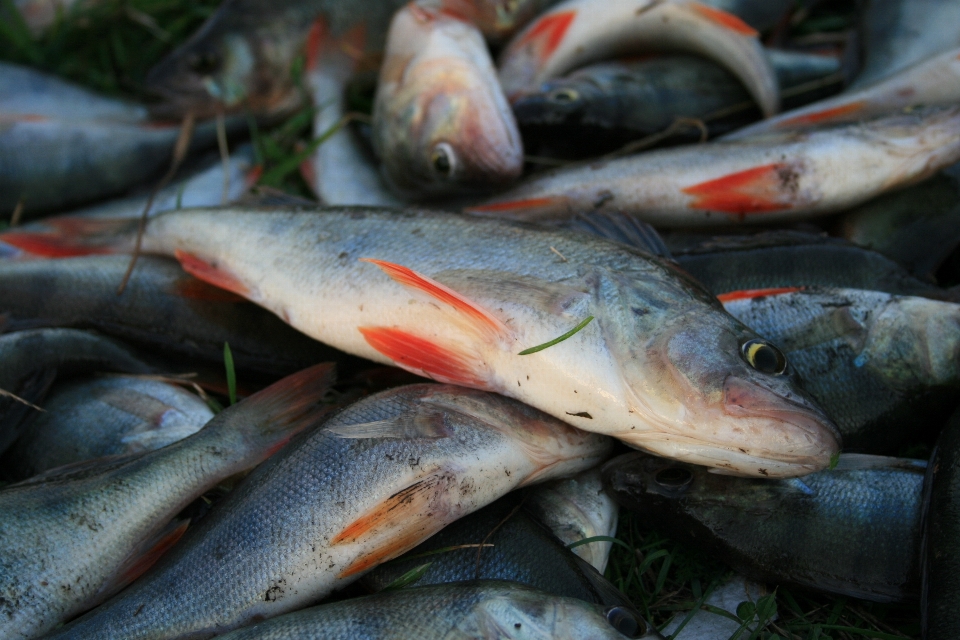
[518,316,594,355]
[224,342,237,405]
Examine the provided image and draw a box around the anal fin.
[99,519,190,600]
[173,250,251,298]
[358,327,489,389]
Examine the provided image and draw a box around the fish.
[851,0,960,90]
[664,230,949,300]
[726,46,960,139]
[0,62,240,216]
[145,0,546,121]
[0,255,353,377]
[835,161,960,283]
[49,384,612,639]
[0,328,154,456]
[513,50,842,159]
[360,490,644,618]
[524,467,619,573]
[660,575,774,639]
[372,4,523,197]
[468,106,960,226]
[0,363,334,640]
[720,287,960,454]
[922,408,960,639]
[303,20,404,206]
[497,0,780,117]
[0,206,841,477]
[603,451,926,602]
[208,581,651,640]
[1,374,214,481]
[700,0,792,32]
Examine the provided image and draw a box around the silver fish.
[0,363,334,640]
[50,384,612,639]
[0,207,841,477]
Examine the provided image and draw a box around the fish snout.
[723,376,841,469]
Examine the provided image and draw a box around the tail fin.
[0,217,139,259]
[216,362,337,463]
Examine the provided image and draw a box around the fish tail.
[0,217,140,259]
[218,362,337,461]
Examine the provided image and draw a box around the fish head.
[146,16,302,120]
[601,451,799,520]
[511,76,594,127]
[374,9,523,196]
[455,584,657,639]
[598,269,840,478]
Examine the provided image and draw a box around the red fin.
[778,101,867,127]
[171,276,247,303]
[244,165,264,188]
[299,156,317,195]
[683,163,798,214]
[513,10,577,63]
[332,471,458,578]
[304,18,327,72]
[688,2,759,36]
[112,520,190,593]
[173,250,251,298]
[360,258,507,337]
[307,18,367,72]
[358,327,487,388]
[717,286,804,303]
[0,217,134,258]
[464,196,564,216]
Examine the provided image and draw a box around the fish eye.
[741,338,787,375]
[654,467,692,489]
[605,606,646,638]
[430,143,456,179]
[188,51,222,76]
[548,88,579,103]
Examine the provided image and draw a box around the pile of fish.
[1,0,959,637]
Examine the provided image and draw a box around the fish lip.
[722,375,842,455]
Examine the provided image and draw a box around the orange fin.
[360,258,508,338]
[688,2,759,36]
[717,286,804,303]
[306,18,367,72]
[332,471,458,577]
[173,250,251,298]
[777,101,867,128]
[464,196,564,217]
[102,519,190,598]
[358,327,488,388]
[170,276,247,303]
[513,10,577,63]
[683,163,798,215]
[0,217,135,258]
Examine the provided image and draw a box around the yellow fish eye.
[741,338,787,375]
[548,88,579,103]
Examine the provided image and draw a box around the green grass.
[0,3,924,638]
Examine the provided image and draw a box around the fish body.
[0,255,348,376]
[923,409,960,638]
[0,63,235,216]
[721,287,960,453]
[373,5,523,197]
[2,375,213,480]
[525,467,618,573]
[514,50,841,158]
[51,385,611,639]
[604,452,925,602]
[666,230,946,299]
[211,581,647,640]
[146,0,545,120]
[470,107,960,226]
[727,47,960,139]
[0,328,154,455]
[0,364,333,640]
[360,490,642,618]
[497,0,780,117]
[836,162,960,282]
[2,206,840,477]
[852,0,960,89]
